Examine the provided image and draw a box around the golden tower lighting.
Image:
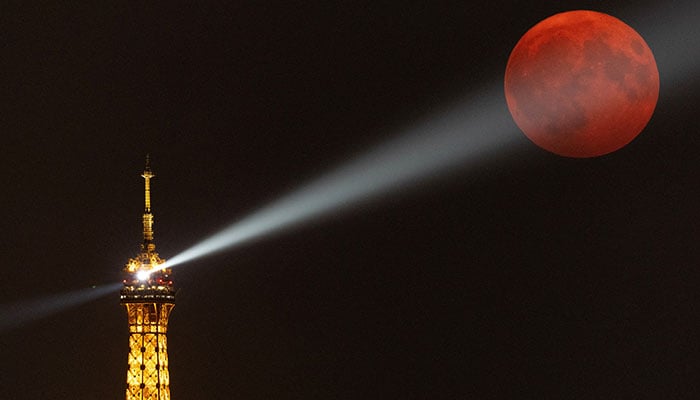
[120,156,176,400]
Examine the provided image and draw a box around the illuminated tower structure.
[120,156,176,400]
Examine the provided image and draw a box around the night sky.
[1,1,699,399]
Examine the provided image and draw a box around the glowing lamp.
[136,270,151,281]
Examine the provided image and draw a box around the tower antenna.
[142,154,155,249]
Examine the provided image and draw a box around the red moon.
[504,10,659,158]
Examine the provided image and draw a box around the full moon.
[504,10,659,158]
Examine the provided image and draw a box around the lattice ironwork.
[124,303,174,400]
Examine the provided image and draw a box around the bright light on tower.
[136,270,150,281]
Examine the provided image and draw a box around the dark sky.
[1,1,699,399]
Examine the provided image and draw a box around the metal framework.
[120,156,176,400]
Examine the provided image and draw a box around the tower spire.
[142,154,155,248]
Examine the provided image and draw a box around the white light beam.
[161,83,521,270]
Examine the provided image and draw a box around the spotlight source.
[136,270,151,281]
